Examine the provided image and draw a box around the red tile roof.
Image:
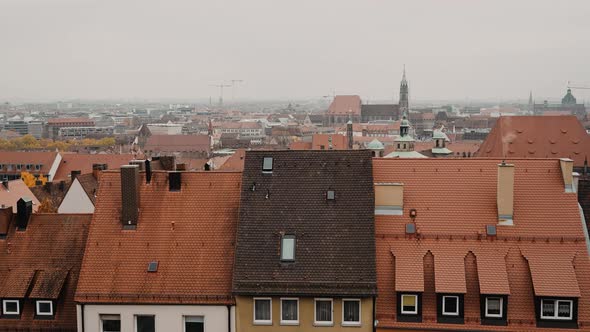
[0,151,59,176]
[75,170,242,304]
[373,158,590,330]
[477,116,590,167]
[311,134,348,150]
[53,153,134,181]
[217,149,246,171]
[0,213,91,330]
[0,180,40,212]
[327,95,362,116]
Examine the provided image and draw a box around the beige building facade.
[235,296,373,332]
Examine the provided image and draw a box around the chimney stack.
[16,197,33,230]
[2,179,8,191]
[71,170,81,180]
[92,163,108,180]
[559,158,575,193]
[497,161,514,225]
[120,165,140,229]
[0,205,11,237]
[145,160,152,184]
[169,172,181,192]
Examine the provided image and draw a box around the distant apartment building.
[26,120,44,139]
[214,121,264,137]
[47,117,95,139]
[58,126,114,139]
[146,122,184,135]
[0,152,62,181]
[4,117,29,136]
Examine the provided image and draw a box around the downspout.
[578,203,590,256]
[227,304,232,332]
[373,296,377,332]
[81,304,85,332]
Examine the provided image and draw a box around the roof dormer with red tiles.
[0,204,91,331]
[373,158,590,331]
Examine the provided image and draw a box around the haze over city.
[1,0,590,102]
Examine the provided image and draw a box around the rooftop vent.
[405,223,416,235]
[486,225,497,236]
[147,261,158,272]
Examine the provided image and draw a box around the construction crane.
[210,83,232,107]
[230,79,244,102]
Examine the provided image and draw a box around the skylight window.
[281,235,295,261]
[327,190,335,200]
[262,157,273,173]
[147,261,158,272]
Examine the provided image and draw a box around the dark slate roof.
[361,104,400,117]
[233,150,376,296]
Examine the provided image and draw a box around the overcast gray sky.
[1,0,589,102]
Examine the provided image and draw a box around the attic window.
[327,190,335,200]
[147,261,158,272]
[36,300,53,316]
[262,157,273,173]
[281,235,295,261]
[2,300,19,315]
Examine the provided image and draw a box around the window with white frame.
[135,315,155,332]
[253,298,272,324]
[314,298,333,326]
[100,314,121,332]
[442,296,459,316]
[485,297,503,318]
[184,316,204,332]
[2,299,20,315]
[36,300,53,316]
[401,294,418,315]
[342,299,361,326]
[281,235,295,261]
[280,298,299,325]
[541,299,573,320]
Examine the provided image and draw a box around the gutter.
[227,304,231,332]
[81,303,85,332]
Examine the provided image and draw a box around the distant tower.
[399,65,409,119]
[347,112,353,150]
[528,91,534,111]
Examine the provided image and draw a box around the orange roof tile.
[53,153,134,181]
[76,170,241,304]
[373,158,590,330]
[523,248,581,298]
[475,249,510,295]
[327,95,362,116]
[477,116,590,167]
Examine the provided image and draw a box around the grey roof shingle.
[233,150,377,296]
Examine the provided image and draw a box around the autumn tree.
[20,171,37,187]
[37,197,57,213]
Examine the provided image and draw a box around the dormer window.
[442,296,459,316]
[36,300,54,317]
[281,235,295,261]
[262,157,273,173]
[541,299,573,320]
[2,299,20,316]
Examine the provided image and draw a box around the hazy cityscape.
[1,1,590,332]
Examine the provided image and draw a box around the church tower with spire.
[399,66,409,119]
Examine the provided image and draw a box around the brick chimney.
[71,170,81,180]
[2,179,8,191]
[92,163,108,180]
[16,197,33,231]
[120,165,140,229]
[497,161,514,226]
[0,205,11,237]
[559,158,575,193]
